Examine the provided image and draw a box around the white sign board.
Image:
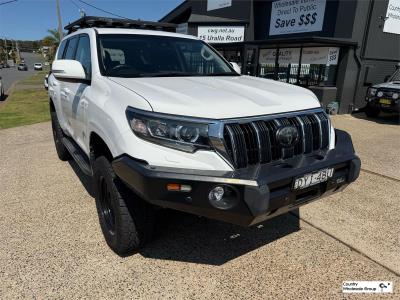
[269,0,327,36]
[207,0,232,11]
[383,0,400,34]
[198,26,245,43]
[302,47,340,65]
[259,48,300,64]
[259,47,339,65]
[176,23,188,35]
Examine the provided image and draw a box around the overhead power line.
[77,0,130,19]
[69,0,80,10]
[0,0,18,6]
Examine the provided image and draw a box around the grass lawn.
[0,71,50,129]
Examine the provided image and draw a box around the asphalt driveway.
[0,114,399,299]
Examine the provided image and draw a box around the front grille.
[378,89,395,98]
[223,111,330,169]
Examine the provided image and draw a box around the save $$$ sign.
[269,0,327,36]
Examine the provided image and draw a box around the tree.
[42,28,64,61]
[44,29,62,46]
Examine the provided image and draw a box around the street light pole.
[56,0,63,41]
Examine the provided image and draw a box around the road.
[0,114,399,299]
[0,52,44,92]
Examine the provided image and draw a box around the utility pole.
[3,38,9,61]
[56,0,63,41]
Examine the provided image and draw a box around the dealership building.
[160,0,400,113]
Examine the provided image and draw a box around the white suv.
[48,17,360,255]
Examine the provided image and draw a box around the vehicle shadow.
[351,109,399,125]
[68,158,301,265]
[140,209,300,266]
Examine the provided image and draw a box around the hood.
[373,81,400,90]
[108,76,321,119]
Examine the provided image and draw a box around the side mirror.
[230,62,241,74]
[52,60,86,80]
[384,75,391,82]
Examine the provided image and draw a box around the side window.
[64,36,79,60]
[75,35,92,79]
[57,40,67,59]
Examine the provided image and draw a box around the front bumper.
[366,97,400,112]
[112,129,361,226]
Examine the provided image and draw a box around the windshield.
[98,34,238,78]
[389,69,400,82]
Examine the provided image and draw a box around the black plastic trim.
[112,129,360,226]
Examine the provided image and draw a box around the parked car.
[18,63,28,71]
[0,63,3,69]
[44,73,49,90]
[48,16,360,255]
[3,62,10,68]
[44,61,50,66]
[34,63,43,71]
[0,76,4,101]
[365,66,400,117]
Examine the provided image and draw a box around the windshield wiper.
[206,72,240,76]
[145,72,199,77]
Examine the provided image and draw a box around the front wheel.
[365,103,380,118]
[93,156,155,255]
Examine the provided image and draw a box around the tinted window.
[75,35,91,79]
[57,40,67,59]
[64,36,79,60]
[98,34,236,78]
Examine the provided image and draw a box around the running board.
[62,137,92,176]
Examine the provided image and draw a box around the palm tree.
[42,29,63,61]
[44,29,62,46]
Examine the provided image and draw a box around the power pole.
[3,38,9,61]
[56,0,63,41]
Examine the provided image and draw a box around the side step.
[62,137,93,176]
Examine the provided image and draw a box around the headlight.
[126,107,211,152]
[369,88,377,96]
[392,93,399,100]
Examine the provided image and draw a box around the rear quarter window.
[64,36,79,60]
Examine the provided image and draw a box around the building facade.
[161,0,400,113]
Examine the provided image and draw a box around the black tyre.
[93,156,154,255]
[50,109,71,161]
[365,103,380,118]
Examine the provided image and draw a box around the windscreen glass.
[98,34,237,78]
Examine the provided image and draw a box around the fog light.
[208,185,239,210]
[393,93,399,100]
[377,91,383,97]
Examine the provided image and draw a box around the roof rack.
[64,16,177,34]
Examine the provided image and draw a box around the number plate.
[379,98,392,105]
[293,168,334,190]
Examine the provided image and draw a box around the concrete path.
[0,115,399,299]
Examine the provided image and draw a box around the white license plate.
[293,168,334,190]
